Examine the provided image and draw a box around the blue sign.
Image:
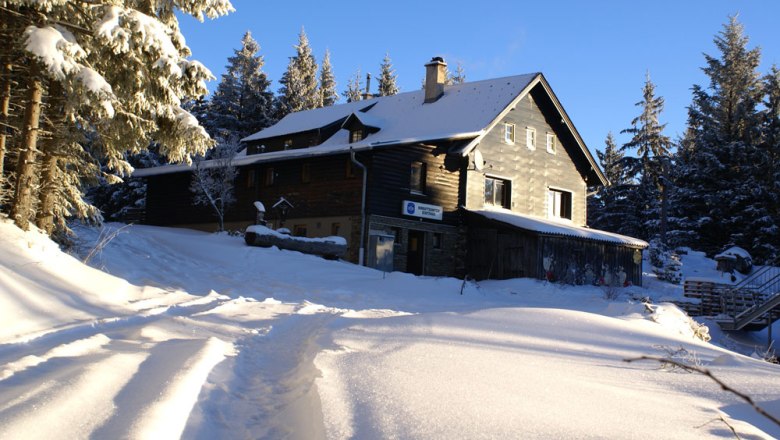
[406,202,416,215]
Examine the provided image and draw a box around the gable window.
[410,161,427,194]
[546,133,557,154]
[548,188,572,220]
[504,123,515,144]
[485,176,510,208]
[301,162,311,183]
[526,127,536,150]
[264,167,275,186]
[350,129,364,143]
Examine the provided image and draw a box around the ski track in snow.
[3,222,780,439]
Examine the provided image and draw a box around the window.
[264,167,275,186]
[293,224,307,237]
[548,189,572,220]
[546,133,557,154]
[301,162,311,183]
[526,127,536,150]
[432,233,442,249]
[350,129,364,143]
[484,176,510,208]
[410,161,427,194]
[504,123,515,144]
[330,222,341,236]
[246,169,256,188]
[283,139,293,149]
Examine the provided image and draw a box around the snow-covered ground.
[2,219,780,439]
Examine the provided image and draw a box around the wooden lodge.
[135,57,648,285]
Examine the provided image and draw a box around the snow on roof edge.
[470,208,648,248]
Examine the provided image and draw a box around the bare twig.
[625,355,780,428]
[694,415,742,439]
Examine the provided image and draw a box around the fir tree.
[208,31,274,142]
[587,132,639,237]
[378,53,399,96]
[0,0,230,233]
[671,16,767,258]
[449,62,466,85]
[319,49,338,107]
[343,70,363,103]
[620,73,672,242]
[277,28,320,118]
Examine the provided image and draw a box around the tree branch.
[624,355,780,428]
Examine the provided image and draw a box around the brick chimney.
[424,57,447,103]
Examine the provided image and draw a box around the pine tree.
[450,62,466,85]
[587,132,639,236]
[0,1,231,234]
[620,73,672,242]
[319,49,338,107]
[208,31,274,142]
[277,28,320,118]
[378,53,399,96]
[671,15,766,257]
[343,70,363,103]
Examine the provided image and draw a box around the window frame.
[526,127,536,150]
[484,175,511,209]
[547,188,573,220]
[546,132,557,154]
[504,123,516,144]
[264,167,275,186]
[301,162,311,183]
[410,161,427,194]
[350,129,364,143]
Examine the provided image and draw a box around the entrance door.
[407,230,425,275]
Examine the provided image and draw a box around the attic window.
[504,123,515,144]
[350,129,364,143]
[546,133,557,154]
[526,127,536,150]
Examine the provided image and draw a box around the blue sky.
[179,0,780,157]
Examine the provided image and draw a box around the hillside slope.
[1,220,779,439]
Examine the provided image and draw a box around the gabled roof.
[242,74,538,147]
[470,208,648,248]
[134,72,607,184]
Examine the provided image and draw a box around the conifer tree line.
[588,16,780,263]
[0,0,234,237]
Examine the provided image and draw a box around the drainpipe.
[350,148,367,266]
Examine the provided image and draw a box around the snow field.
[1,220,780,438]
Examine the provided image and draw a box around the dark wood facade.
[142,73,645,283]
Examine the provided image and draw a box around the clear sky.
[179,0,780,157]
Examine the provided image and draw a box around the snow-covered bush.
[649,239,682,284]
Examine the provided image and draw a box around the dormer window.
[350,129,364,143]
[283,139,293,150]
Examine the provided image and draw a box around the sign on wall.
[402,200,443,221]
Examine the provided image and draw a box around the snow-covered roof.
[470,208,649,248]
[243,74,538,145]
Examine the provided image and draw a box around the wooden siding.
[465,90,588,225]
[145,154,363,229]
[465,213,643,286]
[366,145,463,225]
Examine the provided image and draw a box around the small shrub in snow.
[649,239,682,284]
[653,345,703,370]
